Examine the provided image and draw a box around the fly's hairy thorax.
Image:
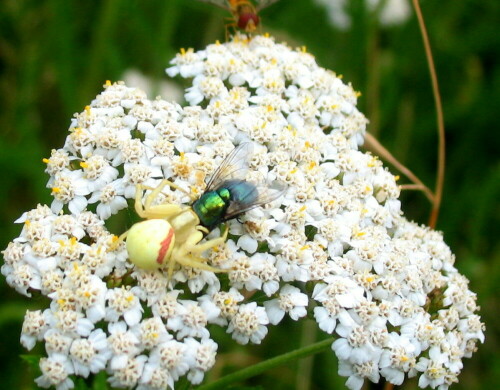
[192,190,230,230]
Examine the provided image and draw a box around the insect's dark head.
[238,12,260,31]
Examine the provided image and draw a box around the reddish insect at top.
[232,1,260,31]
[196,0,279,33]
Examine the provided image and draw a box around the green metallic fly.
[116,142,285,278]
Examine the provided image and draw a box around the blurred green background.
[0,0,498,389]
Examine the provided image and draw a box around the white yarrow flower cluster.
[2,34,483,390]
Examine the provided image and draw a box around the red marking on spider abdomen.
[156,227,174,265]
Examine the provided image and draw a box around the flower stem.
[384,381,394,390]
[412,0,446,229]
[296,320,317,390]
[364,133,434,203]
[196,338,334,390]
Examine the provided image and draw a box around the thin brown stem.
[384,381,394,390]
[400,184,429,192]
[364,133,434,203]
[412,0,446,229]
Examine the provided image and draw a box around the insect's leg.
[144,180,174,209]
[166,242,220,279]
[134,184,147,218]
[140,204,186,220]
[177,255,226,273]
[148,179,197,205]
[224,20,237,41]
[133,182,183,219]
[166,254,177,280]
[109,229,129,251]
[117,230,129,242]
[186,225,229,255]
[196,225,210,234]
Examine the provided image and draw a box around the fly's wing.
[223,178,287,220]
[256,0,280,11]
[193,0,231,11]
[206,142,286,220]
[205,142,253,191]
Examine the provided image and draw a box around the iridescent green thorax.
[192,189,230,230]
[192,180,258,231]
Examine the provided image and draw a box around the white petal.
[68,196,88,215]
[237,235,258,254]
[263,300,285,325]
[346,375,364,390]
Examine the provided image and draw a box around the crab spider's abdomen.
[126,219,175,270]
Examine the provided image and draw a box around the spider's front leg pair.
[134,178,195,219]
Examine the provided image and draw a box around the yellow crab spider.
[118,179,229,278]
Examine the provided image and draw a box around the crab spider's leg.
[134,184,147,217]
[143,179,197,210]
[144,180,176,209]
[134,183,172,218]
[141,182,194,201]
[196,225,210,234]
[117,230,129,243]
[109,230,129,251]
[167,253,177,280]
[185,225,229,255]
[134,181,186,219]
[139,204,185,220]
[177,255,225,273]
[160,179,198,202]
[140,183,188,196]
[166,253,225,280]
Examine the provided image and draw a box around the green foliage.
[91,371,109,390]
[73,371,109,390]
[0,0,498,389]
[20,354,42,371]
[226,386,264,390]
